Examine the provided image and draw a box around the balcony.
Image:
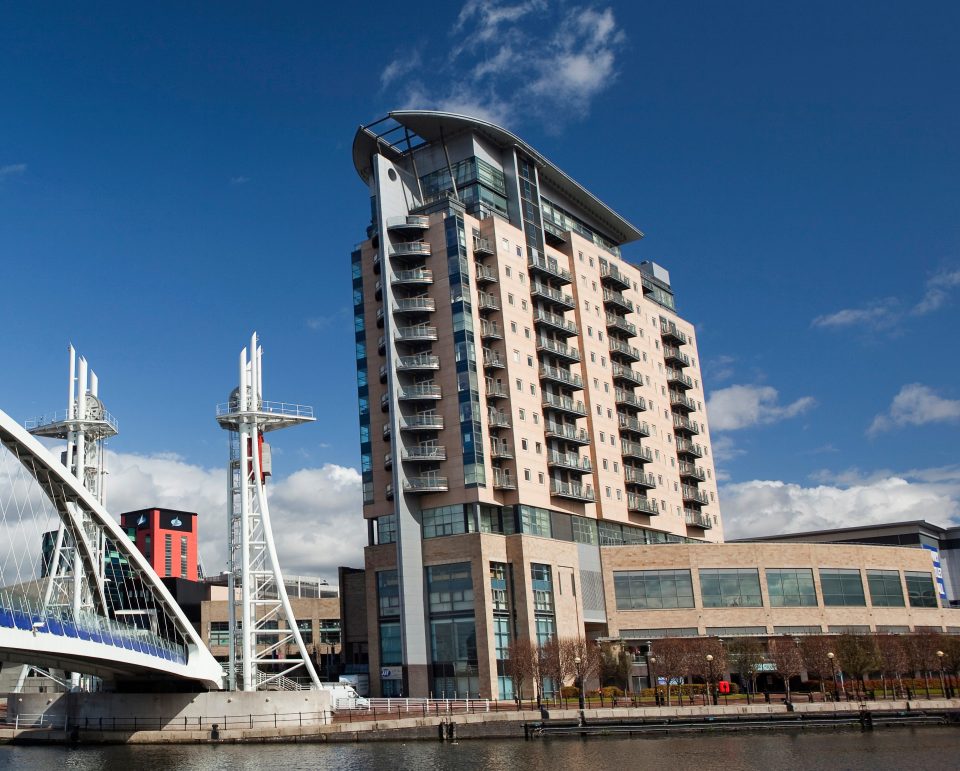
[396,326,438,342]
[660,319,687,346]
[403,475,449,493]
[380,393,390,412]
[477,292,500,312]
[539,364,583,390]
[401,445,447,461]
[678,461,706,482]
[475,264,498,284]
[399,414,444,431]
[392,269,433,287]
[542,393,589,417]
[684,508,713,529]
[485,380,509,400]
[382,423,391,439]
[482,348,505,369]
[602,288,634,313]
[531,282,576,310]
[492,468,517,490]
[545,422,591,445]
[676,438,704,458]
[669,391,698,412]
[550,480,596,502]
[473,236,494,256]
[618,414,650,437]
[627,493,659,515]
[666,368,694,389]
[673,415,700,435]
[600,262,631,291]
[609,339,642,362]
[384,452,392,470]
[488,410,511,429]
[480,320,503,340]
[386,215,430,234]
[682,485,710,505]
[547,451,592,473]
[397,384,442,401]
[388,241,431,258]
[528,255,572,284]
[396,354,439,371]
[536,337,581,363]
[394,297,436,314]
[605,312,637,337]
[663,346,691,368]
[614,389,646,411]
[490,441,513,459]
[534,309,578,337]
[611,362,644,387]
[385,483,393,500]
[621,440,653,462]
[624,467,657,489]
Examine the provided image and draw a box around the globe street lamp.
[574,655,585,711]
[936,650,947,698]
[648,655,660,705]
[827,652,838,702]
[706,653,717,706]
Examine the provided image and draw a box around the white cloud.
[104,451,365,583]
[868,383,960,436]
[707,355,736,383]
[390,2,624,127]
[811,300,897,329]
[912,268,960,316]
[229,176,250,185]
[721,466,960,539]
[381,52,422,89]
[0,163,26,178]
[706,384,816,432]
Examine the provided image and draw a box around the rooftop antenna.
[216,332,321,691]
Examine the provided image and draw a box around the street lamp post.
[649,655,659,706]
[574,655,585,711]
[706,654,717,706]
[827,652,838,703]
[936,650,947,699]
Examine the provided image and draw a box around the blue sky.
[1,2,959,576]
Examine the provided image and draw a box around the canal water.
[1,727,958,770]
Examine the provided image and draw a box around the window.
[427,562,474,613]
[766,568,817,607]
[297,619,314,644]
[699,568,762,608]
[379,621,402,665]
[905,571,938,607]
[519,505,551,536]
[164,534,172,575]
[377,514,397,544]
[572,516,597,544]
[613,569,694,610]
[422,505,467,538]
[516,378,523,391]
[867,570,905,607]
[180,535,188,576]
[819,568,866,606]
[378,570,401,617]
[209,621,230,646]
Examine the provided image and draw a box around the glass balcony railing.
[614,389,646,410]
[627,493,659,515]
[609,339,642,361]
[528,255,572,284]
[605,312,638,337]
[531,282,575,309]
[545,422,591,445]
[678,461,706,481]
[492,469,517,489]
[621,440,653,462]
[669,391,697,411]
[475,264,498,283]
[392,269,433,285]
[397,384,441,400]
[666,368,694,389]
[394,297,436,313]
[624,467,657,488]
[386,215,429,231]
[539,364,583,389]
[602,288,634,312]
[663,346,691,367]
[399,414,443,430]
[600,262,631,290]
[477,292,500,311]
[618,415,650,436]
[536,337,580,362]
[542,393,589,416]
[676,438,704,458]
[673,415,700,434]
[490,442,513,459]
[403,476,449,493]
[550,480,596,501]
[482,349,505,368]
[612,363,643,386]
[682,485,710,505]
[534,310,578,337]
[547,451,592,473]
[684,508,712,529]
[659,319,688,345]
[388,241,431,257]
[488,411,511,429]
[396,354,439,370]
[401,445,446,461]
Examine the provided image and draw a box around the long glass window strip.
[164,534,172,575]
[699,568,762,608]
[905,571,938,607]
[867,570,905,607]
[519,505,551,537]
[423,505,467,539]
[765,568,818,607]
[540,197,621,257]
[704,626,767,636]
[180,536,188,576]
[379,621,403,665]
[819,568,866,607]
[377,569,400,617]
[571,516,597,544]
[619,627,698,639]
[427,562,474,614]
[613,569,695,610]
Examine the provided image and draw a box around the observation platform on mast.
[25,403,119,441]
[215,400,315,433]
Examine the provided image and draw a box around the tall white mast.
[216,332,321,691]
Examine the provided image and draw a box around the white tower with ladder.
[216,332,321,691]
[23,344,118,688]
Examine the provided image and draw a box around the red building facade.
[121,507,199,581]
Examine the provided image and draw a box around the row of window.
[613,567,939,611]
[208,619,340,647]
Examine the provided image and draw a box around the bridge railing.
[3,711,333,732]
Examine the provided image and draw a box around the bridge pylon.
[216,332,321,691]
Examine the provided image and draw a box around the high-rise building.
[121,507,199,581]
[351,111,724,698]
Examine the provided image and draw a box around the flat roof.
[731,519,955,543]
[352,110,645,246]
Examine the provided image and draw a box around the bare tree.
[940,633,960,696]
[768,638,804,702]
[563,637,600,701]
[728,638,765,700]
[540,636,582,706]
[905,631,943,698]
[798,636,836,698]
[874,634,909,699]
[505,636,536,707]
[598,641,632,694]
[835,634,879,699]
[686,637,728,704]
[649,637,687,706]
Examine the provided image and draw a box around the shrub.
[559,686,580,698]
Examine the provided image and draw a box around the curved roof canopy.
[353,110,644,246]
